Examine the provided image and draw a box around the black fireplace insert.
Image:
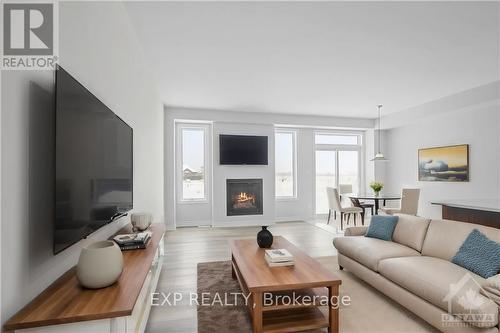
[226,179,263,216]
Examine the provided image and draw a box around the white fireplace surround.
[213,122,276,227]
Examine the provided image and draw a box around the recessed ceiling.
[124,1,499,118]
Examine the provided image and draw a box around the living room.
[1,1,499,333]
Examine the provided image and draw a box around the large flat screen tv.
[219,134,268,165]
[54,66,133,254]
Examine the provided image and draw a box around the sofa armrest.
[481,274,500,307]
[344,226,368,236]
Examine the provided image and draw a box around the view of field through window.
[182,128,205,200]
[275,131,295,197]
[315,134,360,214]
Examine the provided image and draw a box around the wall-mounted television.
[54,66,133,254]
[219,134,268,165]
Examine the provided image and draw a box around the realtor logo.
[2,2,57,69]
[3,3,53,55]
[441,273,496,328]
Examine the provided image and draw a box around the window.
[275,130,296,198]
[178,124,209,201]
[314,132,362,214]
[315,134,359,145]
[315,150,336,213]
[338,150,359,191]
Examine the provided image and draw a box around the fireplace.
[226,179,263,216]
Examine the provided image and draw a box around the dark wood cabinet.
[436,204,500,229]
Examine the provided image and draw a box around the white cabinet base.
[16,236,164,333]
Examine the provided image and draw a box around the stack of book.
[113,231,152,251]
[264,249,294,267]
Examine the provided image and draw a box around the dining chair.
[379,188,420,215]
[338,184,352,198]
[335,184,352,219]
[327,187,363,230]
[349,197,374,225]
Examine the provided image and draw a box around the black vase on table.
[257,226,273,248]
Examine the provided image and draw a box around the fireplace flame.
[230,190,259,212]
[236,192,255,203]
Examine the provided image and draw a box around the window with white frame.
[275,129,297,198]
[315,132,362,214]
[178,124,209,201]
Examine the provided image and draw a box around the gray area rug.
[197,257,438,333]
[197,261,328,333]
[197,261,252,333]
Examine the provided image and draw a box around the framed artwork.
[418,144,469,182]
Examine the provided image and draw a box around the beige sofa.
[333,214,500,333]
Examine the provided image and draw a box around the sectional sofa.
[333,214,500,333]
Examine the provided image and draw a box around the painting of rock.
[418,144,469,182]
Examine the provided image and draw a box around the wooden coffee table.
[230,236,341,333]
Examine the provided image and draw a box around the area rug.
[197,256,439,333]
[197,260,252,332]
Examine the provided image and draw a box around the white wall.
[164,106,374,229]
[213,123,276,226]
[1,2,163,326]
[383,82,500,218]
[363,128,388,190]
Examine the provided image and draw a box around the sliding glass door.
[315,150,336,214]
[314,133,362,215]
[338,150,359,193]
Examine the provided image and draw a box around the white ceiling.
[124,1,499,118]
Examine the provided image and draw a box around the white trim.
[175,123,212,203]
[176,219,212,227]
[274,217,307,223]
[313,131,363,217]
[212,220,276,227]
[174,119,213,125]
[276,197,300,202]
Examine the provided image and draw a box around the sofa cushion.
[452,229,500,278]
[379,256,499,328]
[344,226,368,236]
[392,214,430,252]
[365,215,399,241]
[421,219,500,261]
[333,236,420,271]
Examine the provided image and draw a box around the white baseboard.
[274,216,311,223]
[176,219,212,227]
[212,219,276,228]
[175,217,312,228]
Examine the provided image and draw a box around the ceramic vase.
[257,226,273,248]
[77,240,123,289]
[131,212,152,231]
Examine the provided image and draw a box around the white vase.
[131,212,152,231]
[77,240,123,289]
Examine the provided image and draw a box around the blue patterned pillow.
[452,229,500,278]
[365,215,399,241]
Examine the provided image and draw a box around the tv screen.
[54,66,133,254]
[219,135,268,165]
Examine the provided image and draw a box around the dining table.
[346,193,402,215]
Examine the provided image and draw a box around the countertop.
[431,199,500,213]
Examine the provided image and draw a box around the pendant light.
[371,104,389,161]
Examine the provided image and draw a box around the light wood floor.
[145,221,339,333]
